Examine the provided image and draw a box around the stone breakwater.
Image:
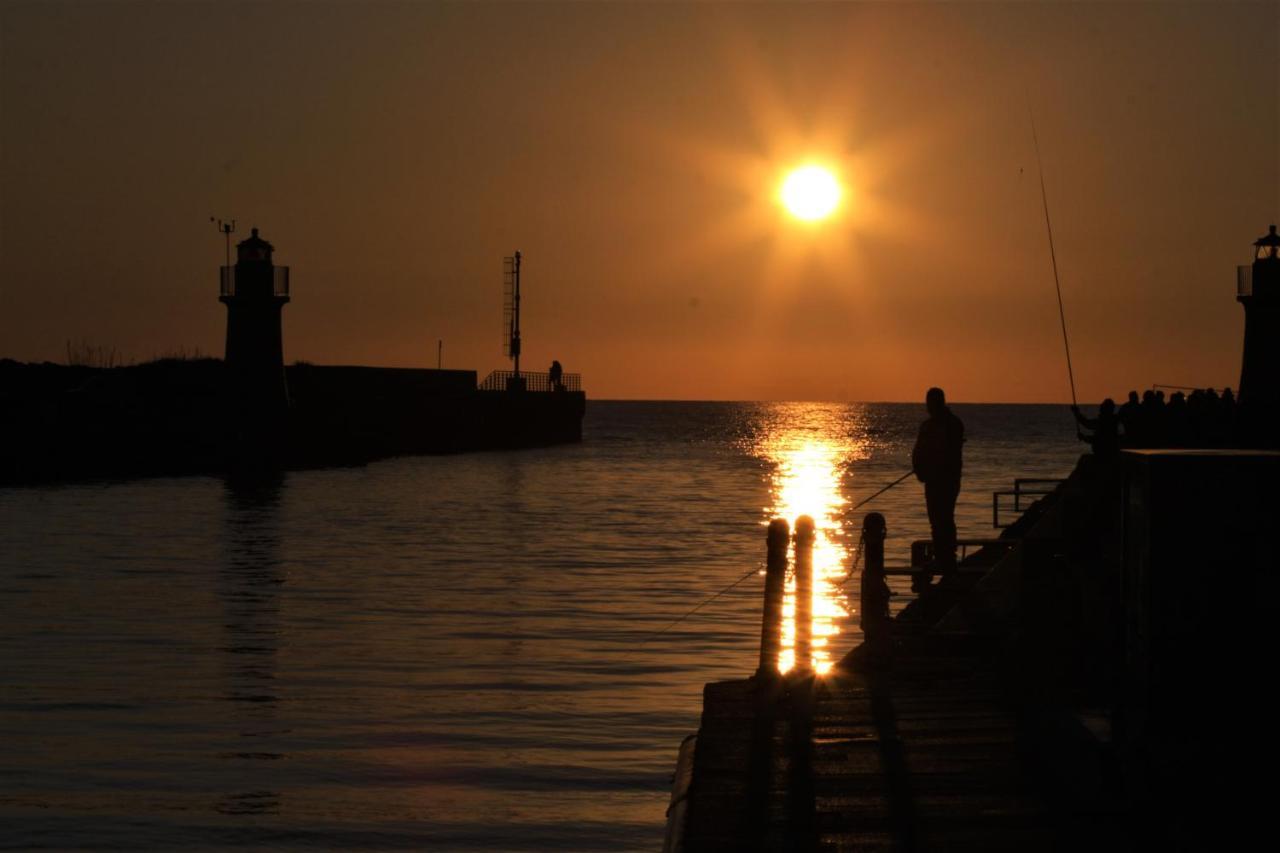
[0,360,585,484]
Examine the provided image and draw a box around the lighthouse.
[1238,224,1280,403]
[219,227,290,412]
[1237,224,1280,445]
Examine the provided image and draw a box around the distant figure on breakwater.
[1110,387,1238,448]
[1072,398,1120,458]
[1119,391,1141,439]
[911,387,965,590]
[549,360,563,392]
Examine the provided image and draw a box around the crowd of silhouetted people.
[1073,387,1240,456]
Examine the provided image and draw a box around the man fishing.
[911,387,965,590]
[1072,398,1120,458]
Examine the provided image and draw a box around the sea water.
[0,402,1080,850]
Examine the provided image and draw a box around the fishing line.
[621,564,764,658]
[625,470,915,655]
[1029,102,1079,408]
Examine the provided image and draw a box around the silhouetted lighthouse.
[1237,225,1280,414]
[219,227,290,412]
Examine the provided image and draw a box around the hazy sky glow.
[2,1,1277,401]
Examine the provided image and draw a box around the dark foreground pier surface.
[681,593,1125,851]
[669,450,1279,852]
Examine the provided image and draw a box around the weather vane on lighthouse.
[210,217,236,270]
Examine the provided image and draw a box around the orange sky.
[2,1,1276,402]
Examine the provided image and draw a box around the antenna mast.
[503,251,522,380]
[210,217,236,269]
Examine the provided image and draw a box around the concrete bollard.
[793,515,816,676]
[861,512,892,665]
[755,518,790,679]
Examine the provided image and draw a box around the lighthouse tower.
[1237,225,1280,445]
[1237,225,1280,402]
[219,227,290,412]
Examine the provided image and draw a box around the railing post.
[755,518,790,680]
[792,515,815,676]
[860,512,891,666]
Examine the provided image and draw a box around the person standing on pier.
[1072,399,1121,458]
[911,387,965,590]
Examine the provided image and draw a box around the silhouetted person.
[1072,398,1120,458]
[1151,390,1168,445]
[1167,392,1192,447]
[548,360,563,392]
[1119,391,1140,445]
[911,387,964,590]
[1219,387,1238,446]
[1134,389,1159,447]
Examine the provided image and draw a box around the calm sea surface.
[0,402,1081,850]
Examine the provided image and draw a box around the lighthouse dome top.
[1254,224,1279,261]
[236,227,274,263]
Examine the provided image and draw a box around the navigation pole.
[503,251,523,385]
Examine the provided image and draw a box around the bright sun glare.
[779,165,841,221]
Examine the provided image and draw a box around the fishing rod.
[1152,383,1223,393]
[850,470,914,512]
[830,470,912,587]
[1029,103,1079,409]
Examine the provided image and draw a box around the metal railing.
[909,538,1015,571]
[1238,265,1252,297]
[219,266,290,298]
[478,370,582,392]
[992,478,1063,528]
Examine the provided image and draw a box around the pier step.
[682,662,1126,851]
[882,565,992,576]
[809,667,1052,851]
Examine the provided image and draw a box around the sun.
[779,165,841,221]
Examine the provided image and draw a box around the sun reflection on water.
[753,405,865,675]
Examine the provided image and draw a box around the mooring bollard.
[860,512,891,664]
[793,515,815,675]
[755,518,790,679]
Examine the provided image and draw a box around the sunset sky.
[2,1,1276,402]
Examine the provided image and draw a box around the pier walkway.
[673,449,1280,850]
[681,586,1129,851]
[672,462,1140,852]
